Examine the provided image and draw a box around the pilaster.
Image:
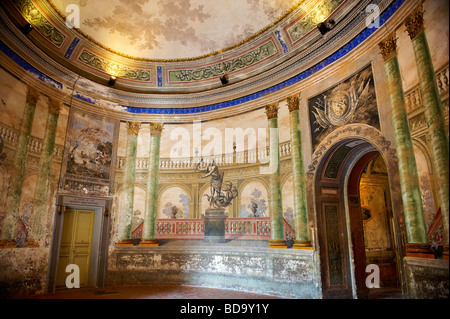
[405,4,449,246]
[140,123,164,246]
[116,122,141,246]
[287,95,312,250]
[265,103,286,249]
[0,86,40,247]
[378,33,429,254]
[24,97,62,248]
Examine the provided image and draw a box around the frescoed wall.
[158,186,191,219]
[59,109,119,197]
[308,64,379,151]
[239,180,268,218]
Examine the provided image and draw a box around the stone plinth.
[107,244,319,298]
[204,208,227,243]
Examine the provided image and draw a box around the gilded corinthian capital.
[405,4,424,40]
[127,122,141,135]
[287,95,300,112]
[265,103,279,119]
[378,33,397,62]
[149,122,164,136]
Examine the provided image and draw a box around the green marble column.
[265,103,286,249]
[405,6,449,245]
[140,123,163,246]
[287,95,312,250]
[0,86,40,248]
[116,122,140,246]
[379,34,428,246]
[25,98,62,248]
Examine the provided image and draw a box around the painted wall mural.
[158,186,190,219]
[59,109,119,197]
[360,155,393,251]
[308,64,379,151]
[282,176,295,231]
[239,181,268,218]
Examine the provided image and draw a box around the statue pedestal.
[204,208,227,243]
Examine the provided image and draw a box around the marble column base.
[139,239,159,247]
[269,240,287,249]
[115,239,134,246]
[293,240,313,250]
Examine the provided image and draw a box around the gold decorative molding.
[127,122,141,135]
[287,95,300,112]
[265,103,279,119]
[404,4,424,40]
[378,33,397,62]
[149,122,164,136]
[26,86,40,105]
[47,97,62,116]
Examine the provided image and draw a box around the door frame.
[315,138,405,298]
[46,195,111,293]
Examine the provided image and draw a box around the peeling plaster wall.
[107,246,319,299]
[0,248,49,297]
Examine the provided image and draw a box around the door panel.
[56,209,94,288]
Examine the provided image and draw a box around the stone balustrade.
[118,142,290,170]
[132,217,295,242]
[0,122,64,162]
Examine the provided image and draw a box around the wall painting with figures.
[59,109,119,198]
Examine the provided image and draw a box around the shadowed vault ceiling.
[51,0,297,60]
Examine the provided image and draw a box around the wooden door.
[56,209,95,288]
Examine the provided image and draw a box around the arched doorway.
[315,139,400,299]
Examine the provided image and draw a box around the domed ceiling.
[51,0,297,61]
[1,0,402,117]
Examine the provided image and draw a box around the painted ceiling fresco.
[51,0,297,60]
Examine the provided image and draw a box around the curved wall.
[0,0,448,298]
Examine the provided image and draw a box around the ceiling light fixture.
[317,19,335,36]
[220,74,229,85]
[20,23,33,35]
[108,75,117,86]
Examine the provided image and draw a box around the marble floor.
[23,285,283,299]
[20,285,403,300]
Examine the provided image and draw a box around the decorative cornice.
[378,32,397,62]
[47,97,62,116]
[126,122,141,135]
[287,94,300,112]
[149,122,164,136]
[265,103,279,119]
[26,85,40,105]
[404,4,424,40]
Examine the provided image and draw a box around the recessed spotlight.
[317,19,335,35]
[220,74,229,85]
[21,23,33,35]
[108,75,117,86]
